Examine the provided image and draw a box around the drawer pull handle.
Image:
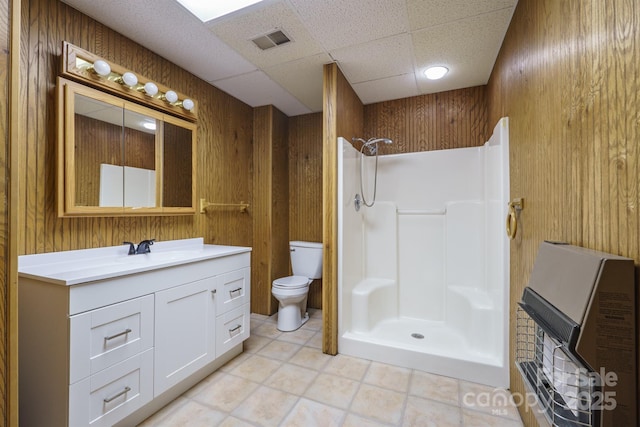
[229,324,242,334]
[103,386,131,403]
[211,289,217,295]
[230,287,242,296]
[104,329,132,342]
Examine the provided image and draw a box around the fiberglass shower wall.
[339,118,509,340]
[375,147,486,322]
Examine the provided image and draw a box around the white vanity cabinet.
[18,239,251,427]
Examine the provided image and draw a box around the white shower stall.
[337,118,510,387]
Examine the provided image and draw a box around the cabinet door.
[154,277,216,396]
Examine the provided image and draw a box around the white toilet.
[272,241,323,332]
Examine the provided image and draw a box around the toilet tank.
[290,241,323,279]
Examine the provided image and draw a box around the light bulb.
[92,59,111,77]
[143,82,158,96]
[164,90,178,103]
[182,99,194,111]
[121,72,138,86]
[424,66,448,80]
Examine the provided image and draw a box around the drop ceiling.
[59,0,517,117]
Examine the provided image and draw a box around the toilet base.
[277,306,309,332]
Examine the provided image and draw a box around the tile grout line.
[140,311,524,426]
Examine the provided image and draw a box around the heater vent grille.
[516,307,599,427]
[251,30,291,50]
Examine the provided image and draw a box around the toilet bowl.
[272,241,323,332]
[272,276,311,331]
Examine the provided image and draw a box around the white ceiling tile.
[352,73,419,105]
[212,71,312,116]
[407,0,517,31]
[61,0,257,81]
[61,0,517,117]
[416,67,486,95]
[288,0,409,51]
[264,53,332,112]
[208,1,325,69]
[413,8,514,92]
[330,34,415,84]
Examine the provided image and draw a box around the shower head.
[358,137,393,155]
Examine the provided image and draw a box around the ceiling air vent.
[251,30,291,50]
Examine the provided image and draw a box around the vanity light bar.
[62,41,198,119]
[88,59,194,111]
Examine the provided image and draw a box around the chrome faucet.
[135,239,155,254]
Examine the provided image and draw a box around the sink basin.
[114,250,205,264]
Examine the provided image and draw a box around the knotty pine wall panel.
[19,0,253,257]
[364,86,488,153]
[288,112,323,309]
[487,0,640,425]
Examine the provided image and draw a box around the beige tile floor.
[139,309,524,427]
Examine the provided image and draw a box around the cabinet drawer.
[216,302,250,358]
[215,268,250,314]
[69,349,153,427]
[70,295,154,384]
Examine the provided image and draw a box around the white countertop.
[18,238,251,286]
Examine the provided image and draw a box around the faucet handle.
[122,241,136,255]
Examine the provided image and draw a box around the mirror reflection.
[121,109,157,207]
[74,95,159,208]
[163,121,193,207]
[60,78,197,216]
[74,94,124,207]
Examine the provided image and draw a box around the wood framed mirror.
[57,77,197,216]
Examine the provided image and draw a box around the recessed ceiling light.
[176,0,264,22]
[424,66,449,80]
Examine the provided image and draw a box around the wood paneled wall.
[322,63,364,354]
[288,112,323,308]
[363,86,488,153]
[486,0,640,425]
[4,0,19,423]
[18,0,253,256]
[0,0,10,422]
[252,105,289,315]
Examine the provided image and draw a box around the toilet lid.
[273,275,309,289]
